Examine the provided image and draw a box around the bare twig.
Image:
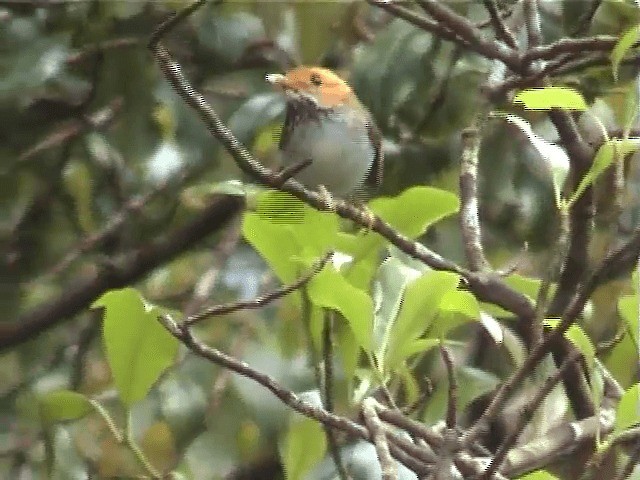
[183,252,332,327]
[375,404,442,451]
[479,348,584,479]
[572,0,603,37]
[502,412,615,478]
[459,125,490,271]
[322,311,349,480]
[1,195,244,351]
[366,0,468,49]
[363,398,397,480]
[183,218,242,317]
[148,0,209,49]
[523,0,542,49]
[66,37,139,66]
[612,438,640,480]
[482,0,517,48]
[415,0,521,71]
[524,35,619,63]
[440,344,458,430]
[30,169,189,286]
[464,224,638,447]
[157,314,437,474]
[18,99,123,163]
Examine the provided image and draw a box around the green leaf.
[571,141,615,203]
[394,338,441,362]
[243,209,303,285]
[243,190,339,284]
[544,320,596,371]
[385,270,460,369]
[611,24,640,81]
[570,138,640,204]
[517,470,560,480]
[429,290,480,338]
[513,87,587,111]
[307,265,374,351]
[330,187,458,263]
[614,383,640,434]
[38,391,92,425]
[620,82,640,135]
[335,322,360,383]
[281,418,327,480]
[93,288,179,406]
[619,294,639,348]
[372,257,422,359]
[369,186,459,239]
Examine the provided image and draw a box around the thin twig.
[322,311,350,480]
[524,35,620,63]
[148,0,209,49]
[157,315,439,473]
[18,99,123,163]
[459,125,490,271]
[415,0,521,71]
[482,0,517,48]
[375,404,442,451]
[183,252,332,326]
[183,218,242,317]
[502,412,615,478]
[523,0,542,49]
[440,344,458,430]
[66,37,139,65]
[612,438,640,480]
[533,208,571,341]
[479,348,584,479]
[363,398,397,480]
[464,225,637,447]
[29,168,189,286]
[572,0,603,37]
[366,0,468,49]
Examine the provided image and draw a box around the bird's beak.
[266,73,286,88]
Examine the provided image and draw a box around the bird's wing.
[278,103,296,151]
[365,120,383,189]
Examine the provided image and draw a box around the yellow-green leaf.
[514,87,587,111]
[611,24,640,81]
[619,294,639,348]
[39,390,92,425]
[307,266,373,351]
[614,383,640,434]
[544,320,596,370]
[281,418,327,480]
[93,288,179,406]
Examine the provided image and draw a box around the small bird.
[266,66,383,199]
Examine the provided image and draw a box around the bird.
[265,66,383,201]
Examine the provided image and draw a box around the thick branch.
[0,195,243,351]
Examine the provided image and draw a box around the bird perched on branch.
[266,66,383,201]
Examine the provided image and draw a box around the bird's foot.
[318,185,336,212]
[357,203,377,233]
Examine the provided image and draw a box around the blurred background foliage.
[1,0,640,478]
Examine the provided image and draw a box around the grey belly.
[282,119,374,196]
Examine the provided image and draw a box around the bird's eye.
[310,73,322,86]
